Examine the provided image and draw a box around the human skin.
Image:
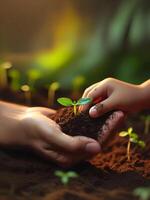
[80,78,150,117]
[0,101,124,167]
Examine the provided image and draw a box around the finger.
[98,111,125,145]
[89,96,117,118]
[87,84,108,101]
[35,143,98,167]
[47,132,101,155]
[79,83,98,112]
[36,116,101,155]
[82,83,98,99]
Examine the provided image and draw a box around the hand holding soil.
[0,101,102,167]
[0,101,125,167]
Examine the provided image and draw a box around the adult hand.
[0,102,101,167]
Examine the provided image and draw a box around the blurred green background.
[0,0,149,90]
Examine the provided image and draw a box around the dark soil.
[0,89,150,200]
[51,107,114,143]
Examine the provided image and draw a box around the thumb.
[89,96,117,117]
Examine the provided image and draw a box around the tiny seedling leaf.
[130,133,139,140]
[57,97,73,106]
[133,187,150,200]
[138,140,146,149]
[130,137,138,143]
[67,171,78,178]
[128,127,133,134]
[55,170,65,177]
[76,98,92,105]
[119,131,129,137]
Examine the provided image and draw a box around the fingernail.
[85,142,101,154]
[89,106,97,116]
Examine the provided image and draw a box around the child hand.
[80,78,150,118]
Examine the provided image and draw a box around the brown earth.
[50,107,114,142]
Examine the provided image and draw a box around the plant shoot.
[0,61,12,88]
[57,97,92,115]
[21,84,31,105]
[48,82,60,107]
[141,115,150,135]
[119,127,145,162]
[55,170,78,185]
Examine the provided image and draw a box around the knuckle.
[104,77,114,84]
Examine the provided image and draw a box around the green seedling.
[141,115,150,135]
[8,69,21,91]
[133,187,150,200]
[55,170,78,185]
[48,82,60,107]
[57,97,92,115]
[27,69,41,91]
[21,84,31,105]
[119,127,146,162]
[0,61,12,88]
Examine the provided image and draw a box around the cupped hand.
[0,103,101,167]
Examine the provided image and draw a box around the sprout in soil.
[0,61,12,88]
[119,127,146,162]
[133,187,150,200]
[141,115,150,135]
[57,97,92,115]
[48,82,60,107]
[21,84,31,105]
[9,69,21,91]
[55,170,78,185]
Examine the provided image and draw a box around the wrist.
[0,101,27,115]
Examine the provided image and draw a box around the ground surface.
[0,89,150,200]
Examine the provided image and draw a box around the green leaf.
[130,137,138,143]
[130,133,139,140]
[133,187,150,200]
[55,170,65,177]
[57,97,73,106]
[119,131,129,137]
[67,171,78,178]
[128,127,133,134]
[138,140,146,149]
[76,98,92,105]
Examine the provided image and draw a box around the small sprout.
[48,82,60,107]
[141,115,150,135]
[9,69,21,91]
[119,127,146,162]
[133,187,150,200]
[21,84,31,105]
[57,97,92,115]
[55,170,78,185]
[0,61,12,88]
[27,69,41,91]
[1,62,12,69]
